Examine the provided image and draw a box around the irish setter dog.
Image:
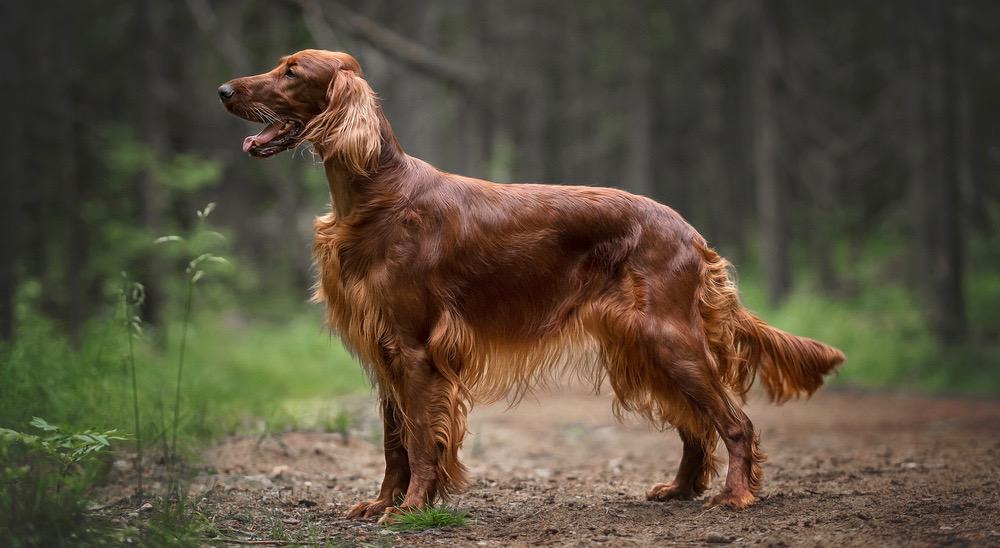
[219,50,844,520]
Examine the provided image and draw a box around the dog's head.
[219,49,381,174]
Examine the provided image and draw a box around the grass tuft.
[114,494,220,547]
[387,506,470,532]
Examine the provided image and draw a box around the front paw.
[346,498,395,519]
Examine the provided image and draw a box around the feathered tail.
[696,241,845,403]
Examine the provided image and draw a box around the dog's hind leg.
[656,338,764,508]
[624,318,762,509]
[594,310,725,505]
[701,397,764,509]
[346,397,411,519]
[646,420,718,501]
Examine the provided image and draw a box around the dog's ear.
[302,67,382,175]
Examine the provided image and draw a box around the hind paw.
[704,489,756,509]
[646,482,696,501]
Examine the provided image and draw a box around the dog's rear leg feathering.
[674,239,844,507]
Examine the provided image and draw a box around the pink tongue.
[242,122,284,153]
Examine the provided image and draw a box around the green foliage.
[0,306,367,545]
[0,194,369,543]
[386,506,470,532]
[0,418,122,546]
[0,310,367,453]
[156,154,222,193]
[1,417,125,472]
[76,128,227,310]
[103,127,221,193]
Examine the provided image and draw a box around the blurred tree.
[751,0,791,305]
[0,3,23,340]
[1,0,997,348]
[623,0,653,197]
[914,0,966,344]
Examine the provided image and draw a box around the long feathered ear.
[302,68,382,176]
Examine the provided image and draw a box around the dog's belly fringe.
[441,314,605,406]
[321,288,695,433]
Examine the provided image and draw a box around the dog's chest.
[311,214,395,363]
[313,215,369,306]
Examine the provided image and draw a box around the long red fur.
[221,50,845,516]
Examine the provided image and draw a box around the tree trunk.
[623,1,653,197]
[138,0,170,326]
[752,0,791,305]
[62,110,87,344]
[954,1,989,235]
[0,4,20,341]
[723,40,753,263]
[931,0,966,343]
[910,0,966,345]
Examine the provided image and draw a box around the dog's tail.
[696,240,845,403]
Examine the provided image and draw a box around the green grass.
[120,495,221,547]
[386,506,470,532]
[0,306,369,546]
[0,308,368,451]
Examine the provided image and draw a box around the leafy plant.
[0,418,124,545]
[0,417,125,477]
[154,202,229,464]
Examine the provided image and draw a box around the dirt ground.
[104,387,1000,546]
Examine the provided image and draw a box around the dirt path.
[129,388,1000,546]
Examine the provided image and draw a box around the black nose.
[218,84,236,102]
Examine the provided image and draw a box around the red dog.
[220,50,844,519]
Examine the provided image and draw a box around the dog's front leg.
[346,397,410,519]
[380,346,468,521]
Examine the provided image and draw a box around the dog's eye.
[284,67,296,79]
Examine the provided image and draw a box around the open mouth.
[241,119,303,158]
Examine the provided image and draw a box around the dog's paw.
[376,501,434,525]
[346,498,395,519]
[704,489,756,509]
[646,482,696,501]
[377,504,423,525]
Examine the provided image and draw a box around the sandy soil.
[103,387,1000,546]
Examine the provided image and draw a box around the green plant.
[154,202,229,464]
[0,418,124,546]
[119,273,145,496]
[386,506,470,532]
[0,417,125,484]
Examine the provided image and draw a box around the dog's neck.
[323,161,359,218]
[322,112,405,218]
